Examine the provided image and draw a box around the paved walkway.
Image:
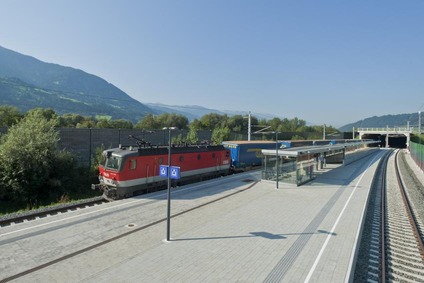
[1,149,389,282]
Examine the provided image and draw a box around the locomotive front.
[91,148,124,200]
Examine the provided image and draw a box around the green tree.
[190,118,202,130]
[96,118,112,128]
[0,105,23,127]
[26,108,59,125]
[59,114,85,127]
[228,115,249,132]
[211,127,230,145]
[76,117,97,128]
[268,117,282,132]
[0,111,60,207]
[109,119,133,129]
[135,114,159,129]
[200,113,229,130]
[157,113,189,130]
[172,133,184,145]
[186,126,199,144]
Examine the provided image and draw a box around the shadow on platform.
[172,229,337,242]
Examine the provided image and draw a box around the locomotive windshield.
[104,156,122,170]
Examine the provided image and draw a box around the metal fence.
[410,141,424,172]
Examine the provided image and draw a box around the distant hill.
[146,103,284,121]
[339,113,420,132]
[0,45,152,122]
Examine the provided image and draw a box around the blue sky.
[1,0,423,127]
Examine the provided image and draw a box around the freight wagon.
[222,140,281,171]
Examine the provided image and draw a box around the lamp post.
[323,124,326,140]
[163,126,177,241]
[419,111,422,171]
[275,132,280,189]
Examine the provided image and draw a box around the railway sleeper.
[386,253,424,266]
[387,254,424,266]
[388,265,424,282]
[388,241,422,253]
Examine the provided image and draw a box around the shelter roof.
[262,140,378,157]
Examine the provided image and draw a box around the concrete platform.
[0,149,389,282]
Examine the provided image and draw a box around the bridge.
[357,127,413,148]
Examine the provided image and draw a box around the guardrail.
[410,141,424,172]
[358,127,413,132]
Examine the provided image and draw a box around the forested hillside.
[0,46,152,122]
[339,113,420,132]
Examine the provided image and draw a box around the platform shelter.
[261,140,379,186]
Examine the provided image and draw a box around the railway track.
[0,176,259,283]
[0,196,107,227]
[355,149,424,282]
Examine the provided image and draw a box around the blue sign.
[159,165,181,179]
[159,165,168,177]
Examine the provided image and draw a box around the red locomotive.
[92,141,231,200]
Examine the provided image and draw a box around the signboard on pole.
[159,165,181,179]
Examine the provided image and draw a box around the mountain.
[146,103,284,121]
[0,46,153,122]
[339,113,420,132]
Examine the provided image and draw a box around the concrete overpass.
[357,127,413,148]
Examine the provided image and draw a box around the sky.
[1,0,424,127]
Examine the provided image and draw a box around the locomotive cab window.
[105,156,121,170]
[130,159,137,170]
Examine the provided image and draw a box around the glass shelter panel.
[262,155,297,185]
[296,154,315,185]
[262,155,277,181]
[280,157,297,184]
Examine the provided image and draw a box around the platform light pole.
[419,110,422,171]
[419,110,421,145]
[244,111,252,141]
[323,124,326,140]
[275,132,280,189]
[163,127,178,241]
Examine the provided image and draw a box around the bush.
[0,111,101,208]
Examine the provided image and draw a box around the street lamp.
[163,126,178,241]
[323,124,326,140]
[275,132,280,189]
[419,110,422,171]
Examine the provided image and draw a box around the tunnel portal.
[360,134,407,149]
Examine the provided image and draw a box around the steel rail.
[0,181,258,282]
[394,150,424,260]
[380,149,390,282]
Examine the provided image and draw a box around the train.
[222,140,282,171]
[92,138,344,200]
[92,142,231,200]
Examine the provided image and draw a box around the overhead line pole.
[248,111,251,141]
